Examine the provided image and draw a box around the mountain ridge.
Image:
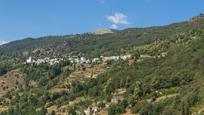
[1,14,204,57]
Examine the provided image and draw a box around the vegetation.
[0,15,204,115]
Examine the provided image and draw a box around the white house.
[84,107,91,115]
[120,55,131,60]
[26,57,33,64]
[92,58,100,63]
[80,57,86,64]
[102,56,120,62]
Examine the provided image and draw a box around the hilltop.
[93,28,114,35]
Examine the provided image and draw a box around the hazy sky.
[0,0,204,43]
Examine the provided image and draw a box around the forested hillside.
[0,14,204,115]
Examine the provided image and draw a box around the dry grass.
[113,88,127,96]
[50,63,107,94]
[0,106,8,113]
[70,63,107,79]
[0,69,25,97]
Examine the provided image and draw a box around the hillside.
[0,15,204,115]
[1,16,204,59]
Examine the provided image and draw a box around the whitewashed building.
[26,57,33,64]
[92,58,100,63]
[120,55,131,60]
[102,56,120,62]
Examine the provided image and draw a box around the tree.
[182,102,189,115]
[108,104,126,115]
[49,65,62,79]
[0,66,7,76]
[162,106,180,115]
[51,110,55,115]
[132,50,141,62]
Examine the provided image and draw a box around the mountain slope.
[1,16,204,58]
[0,15,204,115]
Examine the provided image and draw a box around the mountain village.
[26,55,132,65]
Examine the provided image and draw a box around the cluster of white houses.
[26,54,131,65]
[26,57,63,65]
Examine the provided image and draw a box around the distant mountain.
[190,13,204,21]
[93,28,114,35]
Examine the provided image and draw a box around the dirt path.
[147,93,179,104]
[191,108,204,115]
[121,109,139,115]
[198,108,204,114]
